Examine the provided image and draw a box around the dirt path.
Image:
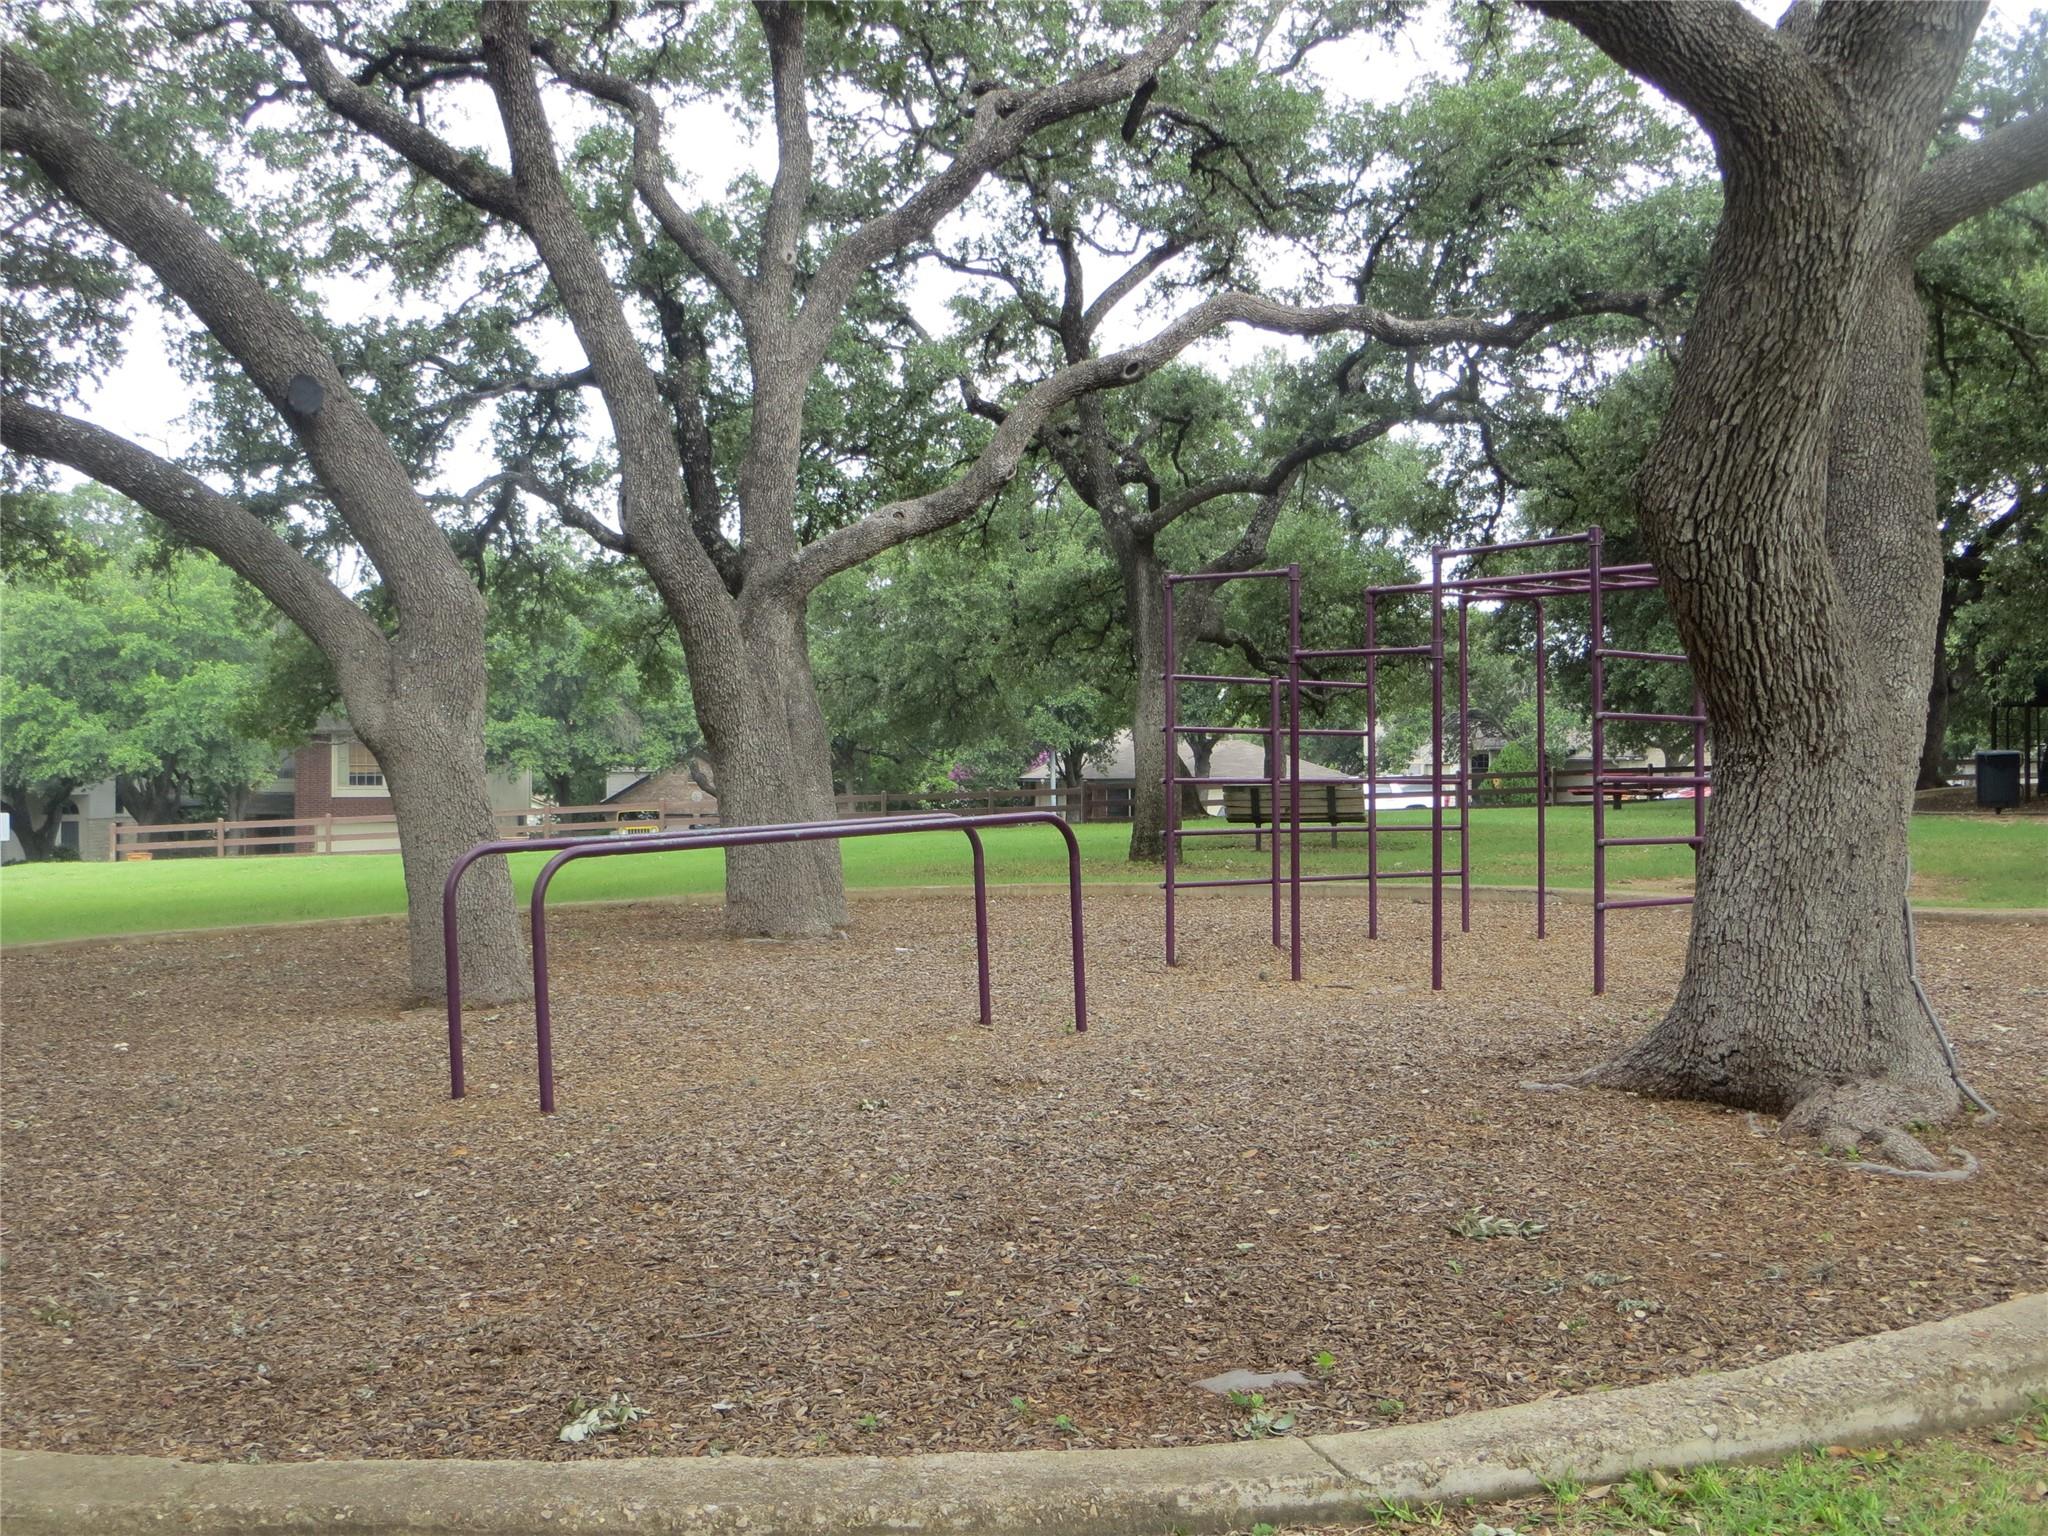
[4,888,2041,1463]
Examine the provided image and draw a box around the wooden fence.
[107,788,1087,860]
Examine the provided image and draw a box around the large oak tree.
[1535,0,2048,1163]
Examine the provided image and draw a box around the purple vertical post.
[1287,564,1304,982]
[1534,598,1548,941]
[1268,676,1283,947]
[1162,575,1179,966]
[1457,596,1472,935]
[1364,591,1380,941]
[971,831,992,1027]
[1589,525,1608,996]
[1429,548,1445,992]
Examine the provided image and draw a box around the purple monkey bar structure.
[1161,526,1709,995]
[444,810,1088,1113]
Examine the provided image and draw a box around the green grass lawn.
[1257,1401,2048,1536]
[2,805,2041,946]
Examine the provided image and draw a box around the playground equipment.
[444,810,1088,1113]
[1162,526,1709,994]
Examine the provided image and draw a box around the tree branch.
[0,50,475,620]
[0,400,387,666]
[247,1,527,223]
[1083,234,1193,334]
[795,0,1212,368]
[1898,111,2048,253]
[450,469,633,554]
[1526,1,1821,155]
[528,37,755,320]
[786,287,1651,593]
[753,1,812,308]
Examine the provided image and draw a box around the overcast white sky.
[70,0,2045,516]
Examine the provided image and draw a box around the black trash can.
[1976,749,2022,810]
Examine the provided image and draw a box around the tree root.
[1756,1084,1982,1182]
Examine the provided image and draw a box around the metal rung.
[1600,835,1703,847]
[1166,568,1295,585]
[1596,772,1711,785]
[1599,648,1689,664]
[1170,673,1279,686]
[1172,722,1273,734]
[1596,710,1707,724]
[1168,825,1288,839]
[1596,895,1696,911]
[1167,876,1284,890]
[1296,645,1431,659]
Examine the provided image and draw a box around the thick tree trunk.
[1530,0,1995,1162]
[1589,260,1964,1155]
[116,774,182,829]
[6,786,72,860]
[693,594,847,937]
[1121,532,1170,863]
[349,650,529,1006]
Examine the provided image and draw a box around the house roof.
[603,764,718,806]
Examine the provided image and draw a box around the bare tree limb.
[786,287,1656,592]
[1898,111,2048,253]
[1,399,387,665]
[528,38,756,320]
[794,0,1213,368]
[753,1,812,309]
[247,1,527,223]
[1527,1,1822,156]
[450,468,633,554]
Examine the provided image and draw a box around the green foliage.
[1,492,280,849]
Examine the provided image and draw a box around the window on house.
[345,742,385,788]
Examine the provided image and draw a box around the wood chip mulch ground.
[3,887,2043,1464]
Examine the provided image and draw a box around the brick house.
[293,725,531,852]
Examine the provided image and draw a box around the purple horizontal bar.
[1596,773,1712,785]
[1166,568,1294,585]
[1173,775,1299,787]
[1171,824,1288,838]
[1168,876,1287,890]
[1172,673,1280,686]
[1600,835,1703,847]
[1596,895,1697,911]
[1601,648,1690,663]
[1296,726,1376,738]
[1295,677,1389,693]
[1596,710,1709,724]
[1173,722,1273,734]
[1436,531,1591,559]
[1296,645,1430,659]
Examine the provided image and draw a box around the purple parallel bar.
[1602,648,1690,664]
[1590,526,1608,995]
[1174,722,1274,734]
[1430,547,1445,992]
[1288,565,1304,980]
[1171,875,1288,891]
[1296,645,1432,659]
[1596,895,1696,911]
[1166,568,1296,584]
[523,811,1088,1114]
[1435,531,1592,559]
[1596,710,1709,725]
[441,813,986,1102]
[1598,773,1714,786]
[1174,774,1307,788]
[1269,677,1283,946]
[1534,598,1548,940]
[1171,824,1293,839]
[1601,835,1704,847]
[1291,677,1382,693]
[1172,673,1280,686]
[1457,597,1471,935]
[1364,592,1380,938]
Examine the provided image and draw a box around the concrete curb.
[5,1294,2042,1535]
